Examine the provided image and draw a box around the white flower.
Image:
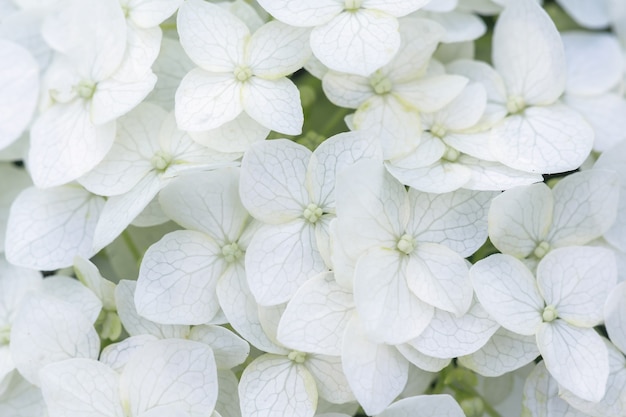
[471,247,617,401]
[488,169,620,264]
[239,132,380,306]
[40,338,219,417]
[256,0,431,76]
[175,0,310,134]
[333,159,491,344]
[488,0,593,173]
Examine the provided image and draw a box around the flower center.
[369,71,393,95]
[150,150,172,172]
[287,350,307,364]
[442,146,460,162]
[506,95,525,114]
[234,66,252,82]
[533,241,550,259]
[222,242,243,263]
[344,0,362,11]
[396,234,416,255]
[303,203,323,224]
[542,305,558,322]
[0,325,10,345]
[431,123,447,138]
[75,80,96,99]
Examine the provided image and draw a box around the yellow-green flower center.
[222,242,243,263]
[234,66,252,82]
[542,305,558,322]
[396,234,416,255]
[370,71,393,95]
[288,350,307,364]
[303,203,323,224]
[533,241,551,259]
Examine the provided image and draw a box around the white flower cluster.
[1,0,626,416]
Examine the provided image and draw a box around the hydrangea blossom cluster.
[1,0,626,416]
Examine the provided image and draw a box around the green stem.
[121,229,141,264]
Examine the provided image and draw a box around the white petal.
[39,359,123,417]
[557,0,611,29]
[595,141,626,252]
[562,32,622,95]
[177,0,246,71]
[363,0,431,16]
[430,82,487,131]
[353,248,434,344]
[470,254,543,335]
[537,321,609,402]
[40,276,102,324]
[216,264,286,354]
[215,369,241,417]
[388,18,445,81]
[462,157,543,191]
[458,327,539,377]
[492,0,565,105]
[245,221,326,305]
[278,272,353,356]
[408,188,493,257]
[376,394,465,417]
[78,102,164,196]
[409,300,499,358]
[29,101,116,188]
[522,361,591,417]
[242,77,303,135]
[0,40,38,150]
[189,113,269,153]
[175,70,242,131]
[322,72,371,109]
[426,10,486,43]
[306,355,354,404]
[406,244,472,316]
[126,0,183,27]
[537,247,617,327]
[352,95,422,160]
[90,72,157,125]
[389,161,470,194]
[397,75,468,114]
[341,317,408,415]
[122,339,218,416]
[116,280,189,339]
[10,294,100,385]
[159,169,248,242]
[248,21,311,78]
[605,282,626,355]
[565,93,626,152]
[308,131,382,209]
[239,139,311,223]
[548,169,620,247]
[5,185,104,270]
[146,37,195,110]
[92,174,163,252]
[0,165,31,252]
[135,230,224,324]
[334,160,408,259]
[238,354,317,417]
[488,182,552,257]
[310,10,400,77]
[395,344,451,372]
[254,0,342,27]
[489,104,593,174]
[188,325,249,369]
[100,335,161,372]
[560,340,626,417]
[42,0,126,80]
